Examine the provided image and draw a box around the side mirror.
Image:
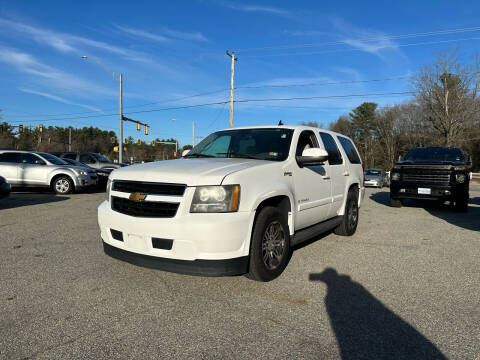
[182,150,191,157]
[296,148,329,167]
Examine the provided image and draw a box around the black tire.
[334,188,359,236]
[246,206,291,282]
[390,197,403,208]
[454,192,469,212]
[52,176,73,195]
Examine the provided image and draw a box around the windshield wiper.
[216,152,263,160]
[184,153,216,158]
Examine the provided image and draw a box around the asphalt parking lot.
[1,186,479,359]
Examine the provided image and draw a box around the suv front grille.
[112,180,186,196]
[111,196,179,218]
[402,168,451,184]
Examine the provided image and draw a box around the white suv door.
[18,153,49,186]
[319,132,348,218]
[293,130,332,230]
[0,152,20,184]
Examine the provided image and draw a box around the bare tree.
[412,49,480,146]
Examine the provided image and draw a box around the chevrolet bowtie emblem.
[129,192,147,202]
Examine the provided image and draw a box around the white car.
[98,125,365,281]
[0,150,97,194]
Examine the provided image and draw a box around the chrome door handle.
[322,175,331,180]
[343,171,349,176]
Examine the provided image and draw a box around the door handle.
[322,175,331,180]
[343,171,349,176]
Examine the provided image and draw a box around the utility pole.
[119,73,123,164]
[226,50,238,128]
[192,121,195,147]
[68,127,72,151]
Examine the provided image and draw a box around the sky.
[1,0,480,147]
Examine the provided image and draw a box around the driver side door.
[293,130,332,230]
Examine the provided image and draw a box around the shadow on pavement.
[309,268,446,360]
[370,191,480,232]
[0,192,69,210]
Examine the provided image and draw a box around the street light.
[81,56,124,164]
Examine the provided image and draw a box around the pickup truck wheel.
[390,197,403,208]
[53,176,73,195]
[334,189,359,236]
[454,192,469,212]
[246,206,291,282]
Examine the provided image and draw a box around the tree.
[349,102,378,167]
[413,49,480,146]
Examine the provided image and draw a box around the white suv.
[98,125,364,281]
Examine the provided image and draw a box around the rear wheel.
[334,188,359,236]
[52,176,73,195]
[246,206,291,282]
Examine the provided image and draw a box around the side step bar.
[291,216,342,247]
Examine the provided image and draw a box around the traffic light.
[144,125,149,135]
[136,122,141,131]
[124,138,129,144]
[39,124,44,133]
[111,136,116,144]
[113,146,119,152]
[19,124,23,133]
[137,139,141,145]
[151,140,156,147]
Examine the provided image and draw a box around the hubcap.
[348,200,358,229]
[261,221,286,270]
[55,179,70,193]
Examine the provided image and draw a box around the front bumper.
[390,182,466,200]
[364,180,381,187]
[76,174,98,188]
[98,200,255,275]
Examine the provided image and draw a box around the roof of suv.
[218,125,347,138]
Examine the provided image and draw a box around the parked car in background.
[52,152,124,170]
[364,168,386,188]
[390,146,471,211]
[99,125,365,282]
[0,151,97,194]
[0,176,10,199]
[62,158,111,188]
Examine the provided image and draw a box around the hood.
[110,158,270,186]
[59,165,96,173]
[394,160,464,167]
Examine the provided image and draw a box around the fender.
[48,167,79,187]
[338,180,361,215]
[251,183,295,236]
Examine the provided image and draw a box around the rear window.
[337,136,361,164]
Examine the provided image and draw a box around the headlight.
[190,185,240,213]
[106,179,112,202]
[391,172,400,181]
[456,174,466,183]
[72,168,88,176]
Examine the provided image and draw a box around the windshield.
[366,169,382,176]
[186,128,294,161]
[93,153,112,163]
[38,153,68,165]
[64,158,88,167]
[404,147,464,163]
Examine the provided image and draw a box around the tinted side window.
[63,153,77,160]
[296,131,318,157]
[320,133,343,165]
[0,153,20,163]
[80,154,95,164]
[21,153,44,164]
[337,136,362,164]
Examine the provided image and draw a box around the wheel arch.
[253,194,293,236]
[50,173,76,190]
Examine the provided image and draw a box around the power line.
[234,25,480,52]
[242,36,480,58]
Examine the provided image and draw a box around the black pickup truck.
[390,147,471,212]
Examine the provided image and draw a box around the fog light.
[456,174,466,183]
[400,189,406,193]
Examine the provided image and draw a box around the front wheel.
[246,206,291,282]
[53,176,73,195]
[334,188,359,236]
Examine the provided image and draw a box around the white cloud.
[221,1,290,16]
[19,88,103,112]
[115,24,208,43]
[162,27,209,42]
[114,25,171,43]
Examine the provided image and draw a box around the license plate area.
[418,188,431,195]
